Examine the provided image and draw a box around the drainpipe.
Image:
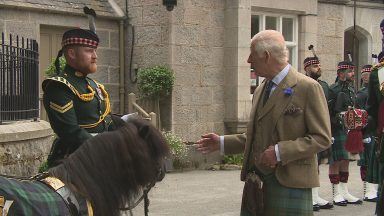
[119,20,125,114]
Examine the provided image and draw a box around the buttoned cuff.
[220,136,224,155]
[275,144,281,162]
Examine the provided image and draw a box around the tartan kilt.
[366,138,383,184]
[241,174,312,216]
[358,139,373,167]
[0,176,70,216]
[329,128,349,163]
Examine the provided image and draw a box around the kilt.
[240,174,312,216]
[358,139,373,167]
[366,138,383,184]
[329,128,349,164]
[0,176,70,216]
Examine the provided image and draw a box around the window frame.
[251,12,299,68]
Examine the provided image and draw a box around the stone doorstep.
[0,120,54,143]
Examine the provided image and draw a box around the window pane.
[288,47,293,64]
[251,15,260,37]
[282,18,293,41]
[265,16,277,30]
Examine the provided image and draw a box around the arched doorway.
[344,26,372,89]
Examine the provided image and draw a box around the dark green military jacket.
[318,79,330,101]
[367,63,384,135]
[42,65,114,165]
[329,80,355,128]
[356,84,368,110]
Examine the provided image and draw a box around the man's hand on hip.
[260,145,278,168]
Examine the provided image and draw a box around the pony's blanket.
[0,176,70,216]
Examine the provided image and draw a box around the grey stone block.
[142,5,168,26]
[108,66,120,83]
[97,48,120,66]
[201,66,224,87]
[5,21,38,39]
[135,26,162,46]
[110,31,119,49]
[142,45,169,66]
[97,30,110,48]
[0,8,29,21]
[173,25,200,46]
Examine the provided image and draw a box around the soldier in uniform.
[42,28,117,167]
[366,51,384,214]
[328,61,362,206]
[356,64,379,202]
[303,56,333,211]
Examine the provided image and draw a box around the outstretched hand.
[195,133,220,154]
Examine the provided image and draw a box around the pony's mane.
[49,119,169,216]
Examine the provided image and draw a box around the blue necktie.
[263,81,273,106]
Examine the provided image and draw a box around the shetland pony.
[0,119,169,216]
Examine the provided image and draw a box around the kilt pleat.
[330,128,349,163]
[240,174,313,216]
[366,138,383,184]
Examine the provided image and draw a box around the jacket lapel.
[257,68,298,121]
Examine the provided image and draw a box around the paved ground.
[127,161,376,216]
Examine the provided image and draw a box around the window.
[250,13,298,93]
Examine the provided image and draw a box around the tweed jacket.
[224,67,331,188]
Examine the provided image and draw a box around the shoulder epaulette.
[372,62,384,71]
[42,76,95,102]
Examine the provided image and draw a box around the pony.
[0,118,169,216]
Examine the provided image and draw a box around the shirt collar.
[271,64,290,85]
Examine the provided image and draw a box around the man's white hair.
[252,31,289,64]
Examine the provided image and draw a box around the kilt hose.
[240,174,312,216]
[329,127,349,164]
[0,176,71,215]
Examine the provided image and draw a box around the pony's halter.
[120,163,165,216]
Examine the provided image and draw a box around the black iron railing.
[0,32,39,123]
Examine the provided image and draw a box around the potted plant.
[137,65,174,99]
[137,66,174,128]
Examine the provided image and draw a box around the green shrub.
[162,131,188,169]
[45,57,66,77]
[222,154,243,166]
[137,66,174,99]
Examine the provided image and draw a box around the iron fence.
[0,32,39,123]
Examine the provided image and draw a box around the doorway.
[344,26,372,90]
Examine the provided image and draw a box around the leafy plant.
[137,66,174,99]
[45,57,66,77]
[222,154,243,166]
[162,131,188,169]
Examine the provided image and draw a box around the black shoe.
[333,200,347,206]
[319,202,334,209]
[346,199,363,204]
[313,204,320,211]
[364,197,378,202]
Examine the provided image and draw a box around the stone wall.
[317,2,384,84]
[0,121,53,176]
[0,6,122,113]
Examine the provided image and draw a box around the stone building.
[0,0,383,174]
[116,0,384,140]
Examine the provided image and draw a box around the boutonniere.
[284,104,302,115]
[283,87,293,96]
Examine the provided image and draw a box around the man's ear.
[67,48,76,60]
[264,51,270,63]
